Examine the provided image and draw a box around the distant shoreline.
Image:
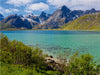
[1,28,100,31]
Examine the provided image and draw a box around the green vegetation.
[0,22,29,31]
[65,52,100,75]
[0,33,100,75]
[61,13,100,30]
[0,33,60,75]
[0,22,15,30]
[0,62,60,75]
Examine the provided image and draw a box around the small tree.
[68,52,99,75]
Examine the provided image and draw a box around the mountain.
[40,5,71,29]
[84,8,96,14]
[39,11,51,24]
[0,13,4,21]
[24,13,40,23]
[0,12,51,30]
[60,13,100,30]
[24,12,51,24]
[0,5,100,30]
[0,14,39,30]
[40,6,100,29]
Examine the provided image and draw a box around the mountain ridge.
[40,6,100,29]
[0,5,100,30]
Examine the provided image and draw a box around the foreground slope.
[61,13,100,30]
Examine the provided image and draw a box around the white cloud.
[25,10,32,13]
[0,6,19,14]
[6,0,33,7]
[13,9,19,12]
[27,2,49,11]
[5,9,12,13]
[0,11,4,15]
[47,0,100,10]
[0,7,4,10]
[47,0,69,7]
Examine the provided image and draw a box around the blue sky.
[0,0,100,17]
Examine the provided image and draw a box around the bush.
[0,33,46,70]
[64,52,100,75]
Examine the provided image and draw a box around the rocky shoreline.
[45,56,69,72]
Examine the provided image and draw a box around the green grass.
[0,62,36,75]
[0,62,60,75]
[61,13,100,31]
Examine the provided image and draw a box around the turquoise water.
[1,30,100,61]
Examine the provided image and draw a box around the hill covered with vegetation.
[61,13,100,30]
[0,34,100,75]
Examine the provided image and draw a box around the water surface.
[1,30,100,61]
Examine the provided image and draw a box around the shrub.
[0,34,46,70]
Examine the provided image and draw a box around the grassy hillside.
[0,22,15,30]
[61,13,100,30]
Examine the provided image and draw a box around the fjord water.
[1,30,100,61]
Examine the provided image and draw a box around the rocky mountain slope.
[0,13,4,21]
[40,6,100,29]
[61,13,100,30]
[0,14,38,29]
[0,12,51,30]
